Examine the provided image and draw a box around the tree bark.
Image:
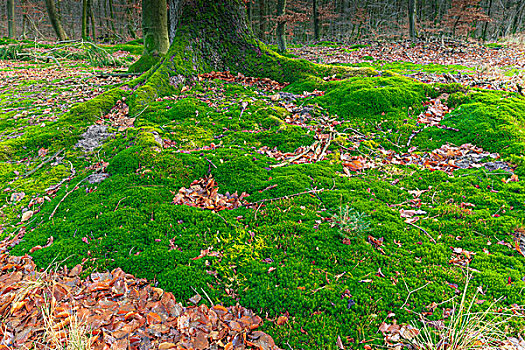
[82,0,89,40]
[7,0,15,39]
[313,0,320,41]
[168,0,181,43]
[44,0,69,41]
[126,0,137,39]
[482,0,493,41]
[276,0,287,52]
[89,0,96,40]
[259,0,266,40]
[129,0,170,72]
[108,0,116,34]
[408,0,417,40]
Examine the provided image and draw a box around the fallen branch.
[406,221,437,244]
[49,176,89,220]
[95,73,142,78]
[406,129,424,148]
[401,280,432,309]
[45,160,76,193]
[246,188,325,207]
[24,149,64,177]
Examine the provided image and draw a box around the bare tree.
[44,0,69,40]
[276,0,287,51]
[7,0,16,38]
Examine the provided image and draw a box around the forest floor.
[0,40,525,350]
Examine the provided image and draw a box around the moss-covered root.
[128,54,161,73]
[126,0,375,108]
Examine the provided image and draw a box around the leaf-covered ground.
[1,40,525,350]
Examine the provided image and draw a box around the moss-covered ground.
[2,41,525,349]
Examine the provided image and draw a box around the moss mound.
[3,41,525,349]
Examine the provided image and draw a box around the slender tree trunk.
[129,0,169,72]
[89,0,97,40]
[108,0,116,34]
[313,0,320,41]
[126,0,137,39]
[276,0,287,52]
[259,0,266,41]
[44,0,69,41]
[408,0,417,40]
[21,0,28,39]
[246,0,252,29]
[482,0,493,41]
[510,1,525,35]
[7,0,15,38]
[82,0,89,40]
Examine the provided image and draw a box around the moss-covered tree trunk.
[44,0,68,41]
[129,0,169,73]
[120,0,375,112]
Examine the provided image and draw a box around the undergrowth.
[1,42,525,349]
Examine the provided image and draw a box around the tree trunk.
[126,0,374,110]
[129,0,169,72]
[408,0,417,40]
[313,0,320,41]
[276,0,287,52]
[259,0,266,40]
[7,0,15,39]
[126,0,137,39]
[89,0,97,40]
[82,0,89,40]
[168,0,181,43]
[108,0,116,35]
[482,0,493,40]
[44,0,69,41]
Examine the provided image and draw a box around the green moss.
[128,53,160,73]
[315,76,427,124]
[66,88,131,124]
[0,144,13,161]
[412,92,525,155]
[5,38,525,350]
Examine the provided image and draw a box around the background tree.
[82,0,88,40]
[7,0,16,38]
[44,0,68,40]
[128,0,169,72]
[276,0,287,51]
[408,0,417,39]
[313,0,319,40]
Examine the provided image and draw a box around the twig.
[133,105,149,118]
[114,197,127,211]
[205,158,217,174]
[247,188,325,207]
[401,280,432,308]
[342,127,364,136]
[45,160,76,192]
[406,129,423,147]
[48,176,89,220]
[200,288,214,306]
[254,202,264,221]
[272,143,316,168]
[407,221,437,243]
[95,72,141,78]
[24,149,64,177]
